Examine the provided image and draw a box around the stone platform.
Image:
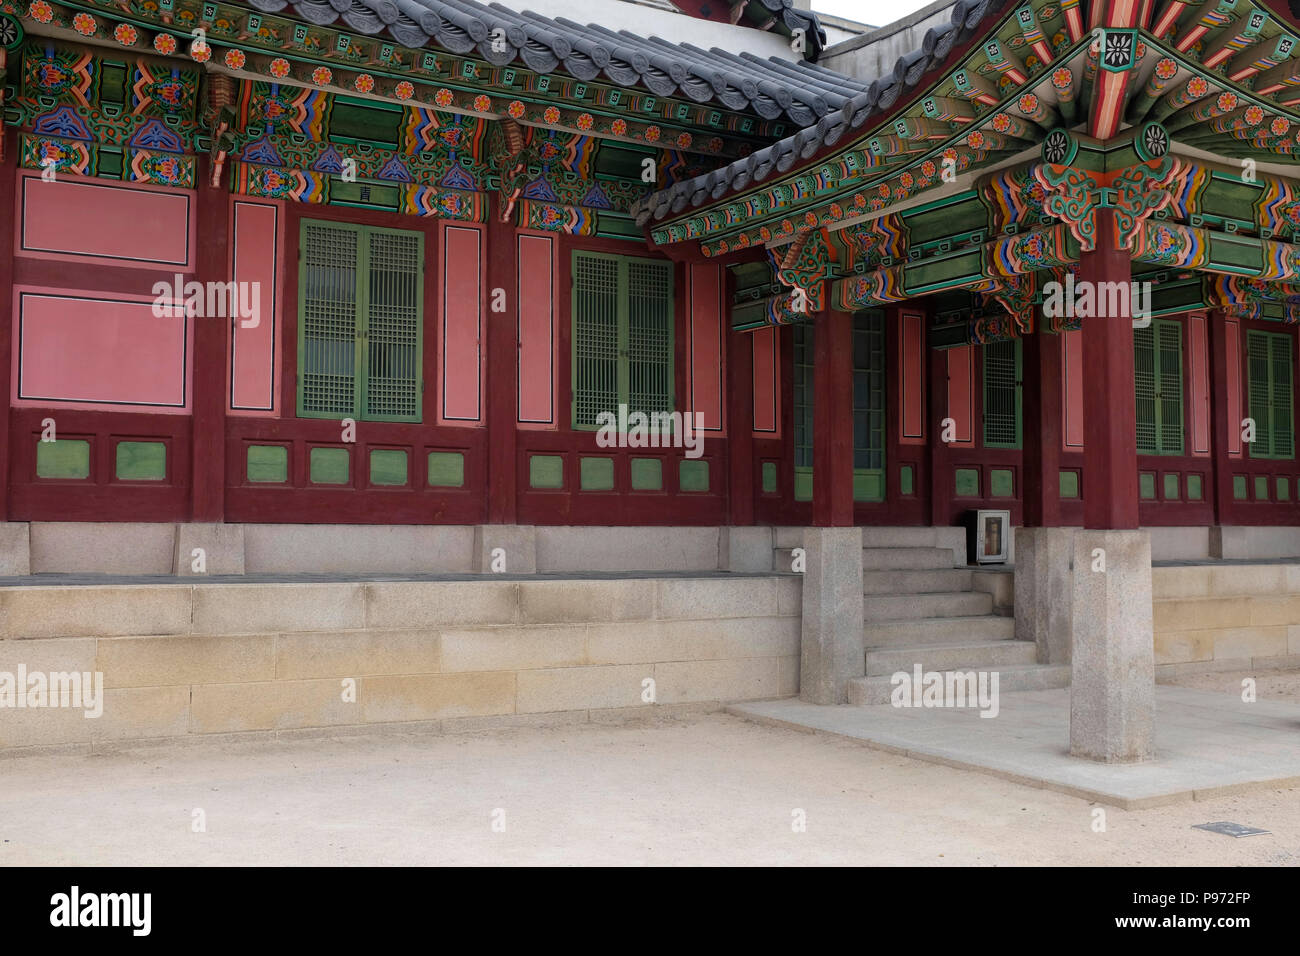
[730,685,1300,809]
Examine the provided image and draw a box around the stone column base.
[0,522,31,576]
[1013,526,1074,664]
[1069,529,1155,762]
[799,526,864,705]
[473,525,537,573]
[719,526,774,571]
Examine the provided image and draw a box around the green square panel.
[1278,477,1291,501]
[1233,475,1248,500]
[1255,475,1270,500]
[529,454,563,489]
[1139,472,1156,499]
[247,445,288,483]
[632,457,663,491]
[310,447,350,485]
[581,457,615,491]
[369,449,408,486]
[990,468,1014,498]
[679,459,709,492]
[853,471,883,502]
[428,451,465,488]
[794,467,812,502]
[761,461,777,494]
[36,439,90,480]
[1186,474,1203,500]
[899,464,914,496]
[954,468,980,498]
[116,441,166,481]
[1163,473,1180,500]
[1059,470,1079,499]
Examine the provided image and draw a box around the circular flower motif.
[992,114,1012,133]
[803,211,817,227]
[224,49,246,70]
[153,33,178,55]
[878,183,890,197]
[354,73,375,93]
[72,12,95,36]
[1272,117,1290,137]
[921,160,936,178]
[1017,93,1039,114]
[1155,58,1177,80]
[1244,105,1265,125]
[610,118,628,136]
[644,125,661,142]
[899,171,914,189]
[311,66,332,86]
[1216,92,1237,112]
[676,132,692,149]
[507,100,525,119]
[575,113,594,131]
[759,226,772,241]
[1051,67,1072,90]
[434,88,454,107]
[29,2,54,25]
[190,41,211,63]
[853,193,866,208]
[394,81,414,100]
[968,130,987,150]
[543,106,560,124]
[1186,76,1208,97]
[268,57,290,78]
[706,137,723,153]
[114,23,138,46]
[473,94,491,112]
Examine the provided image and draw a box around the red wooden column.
[1207,309,1235,525]
[1078,209,1139,529]
[191,158,230,522]
[1022,329,1063,527]
[812,310,854,526]
[926,343,949,526]
[485,210,519,524]
[0,125,15,520]
[726,324,755,525]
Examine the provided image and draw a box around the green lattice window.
[298,219,423,422]
[1134,319,1184,455]
[792,312,886,503]
[571,251,674,429]
[1246,330,1294,459]
[983,339,1022,449]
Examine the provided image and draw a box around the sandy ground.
[2,707,1297,866]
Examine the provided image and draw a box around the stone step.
[862,568,973,594]
[848,664,1071,706]
[860,547,956,571]
[863,614,1015,648]
[864,639,1038,676]
[863,590,993,622]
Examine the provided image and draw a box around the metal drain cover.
[1192,821,1270,838]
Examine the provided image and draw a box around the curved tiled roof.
[238,0,834,122]
[634,0,1003,226]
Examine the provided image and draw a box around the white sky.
[812,0,935,29]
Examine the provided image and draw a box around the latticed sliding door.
[791,311,887,503]
[298,219,424,422]
[1247,330,1295,459]
[1134,319,1183,455]
[982,339,1022,449]
[571,251,674,428]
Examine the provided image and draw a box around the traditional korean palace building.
[1,0,1298,759]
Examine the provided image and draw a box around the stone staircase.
[850,536,1069,705]
[774,527,1069,706]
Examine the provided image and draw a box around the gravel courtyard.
[2,702,1297,866]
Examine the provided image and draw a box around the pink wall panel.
[14,289,188,411]
[517,233,555,427]
[441,224,483,424]
[1187,311,1210,456]
[899,310,925,445]
[18,173,194,271]
[688,263,724,433]
[751,326,778,437]
[230,200,280,414]
[1226,316,1242,458]
[946,345,974,445]
[1062,328,1084,451]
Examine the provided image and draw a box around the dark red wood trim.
[1022,329,1063,527]
[812,309,853,526]
[486,209,518,524]
[191,157,229,521]
[0,128,15,520]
